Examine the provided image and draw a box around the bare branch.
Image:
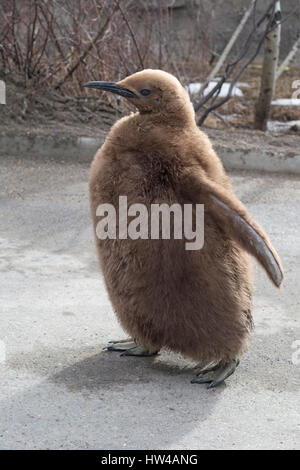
[195,0,278,126]
[276,35,300,79]
[208,0,257,81]
[115,0,144,69]
[54,2,119,90]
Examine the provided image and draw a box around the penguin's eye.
[139,88,152,96]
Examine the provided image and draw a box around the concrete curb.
[213,146,300,174]
[0,132,103,163]
[1,131,300,174]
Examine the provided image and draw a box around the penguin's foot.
[105,338,136,351]
[105,338,158,357]
[120,345,158,357]
[191,358,240,389]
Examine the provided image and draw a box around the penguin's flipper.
[186,172,284,288]
[191,358,239,388]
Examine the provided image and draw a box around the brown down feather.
[89,69,283,363]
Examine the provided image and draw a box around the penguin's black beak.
[83,81,138,99]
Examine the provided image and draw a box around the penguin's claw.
[105,339,158,356]
[120,345,158,357]
[191,359,239,388]
[104,339,136,351]
[108,337,133,344]
[194,361,218,373]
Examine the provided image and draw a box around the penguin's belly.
[97,210,253,363]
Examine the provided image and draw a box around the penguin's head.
[83,69,195,123]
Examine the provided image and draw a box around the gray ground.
[0,154,299,450]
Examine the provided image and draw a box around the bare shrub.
[0,0,211,114]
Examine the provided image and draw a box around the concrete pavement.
[0,154,299,449]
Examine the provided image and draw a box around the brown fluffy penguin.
[84,69,283,388]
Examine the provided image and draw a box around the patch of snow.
[186,81,244,97]
[221,113,241,121]
[236,82,251,88]
[268,120,300,132]
[186,83,202,94]
[271,99,300,106]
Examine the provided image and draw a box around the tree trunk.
[254,1,281,131]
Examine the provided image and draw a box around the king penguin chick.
[84,69,283,388]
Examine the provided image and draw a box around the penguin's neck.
[135,104,197,130]
[108,110,196,156]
